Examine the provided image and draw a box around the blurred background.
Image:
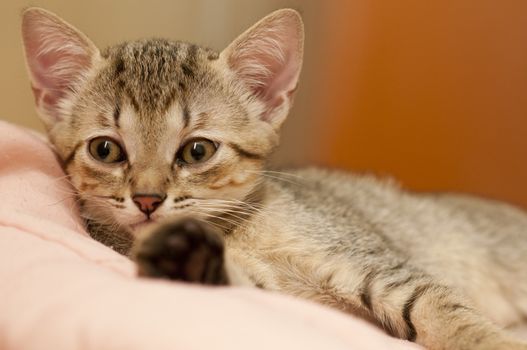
[1,1,527,207]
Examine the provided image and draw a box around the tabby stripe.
[178,81,187,92]
[187,44,198,61]
[182,104,191,128]
[383,275,416,294]
[229,143,264,160]
[181,44,198,79]
[114,57,125,76]
[387,261,406,271]
[124,86,140,112]
[113,104,121,128]
[359,269,379,311]
[62,142,83,167]
[81,165,118,184]
[181,63,194,78]
[402,284,433,341]
[207,51,219,60]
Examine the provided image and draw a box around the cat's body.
[21,7,527,350]
[227,169,527,325]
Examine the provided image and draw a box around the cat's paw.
[133,219,228,285]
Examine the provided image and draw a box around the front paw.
[133,219,228,285]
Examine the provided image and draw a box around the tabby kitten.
[22,7,527,350]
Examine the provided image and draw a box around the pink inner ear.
[31,49,91,108]
[260,45,301,115]
[29,53,66,107]
[227,12,303,120]
[22,11,95,119]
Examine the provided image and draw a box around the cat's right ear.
[21,8,100,130]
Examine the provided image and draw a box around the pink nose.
[132,194,165,216]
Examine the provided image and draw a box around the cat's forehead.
[73,38,262,158]
[99,39,221,118]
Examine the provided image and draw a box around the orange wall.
[317,1,527,207]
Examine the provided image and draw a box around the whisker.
[186,209,231,232]
[195,204,259,217]
[246,169,302,178]
[194,211,244,229]
[244,169,304,185]
[196,197,265,211]
[197,207,255,224]
[258,173,302,186]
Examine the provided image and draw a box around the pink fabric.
[0,120,422,350]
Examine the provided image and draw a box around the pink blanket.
[0,120,421,350]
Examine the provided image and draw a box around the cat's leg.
[132,221,527,349]
[132,219,251,286]
[341,262,527,350]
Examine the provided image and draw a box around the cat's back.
[266,167,527,252]
[270,167,404,212]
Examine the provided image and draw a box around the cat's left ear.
[221,9,304,130]
[21,8,101,130]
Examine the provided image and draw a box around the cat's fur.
[21,7,527,350]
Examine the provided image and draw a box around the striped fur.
[22,7,527,350]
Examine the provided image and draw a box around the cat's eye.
[177,138,217,165]
[88,137,126,164]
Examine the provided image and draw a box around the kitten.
[21,7,527,350]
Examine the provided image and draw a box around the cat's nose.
[132,193,166,216]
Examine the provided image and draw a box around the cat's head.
[21,8,303,236]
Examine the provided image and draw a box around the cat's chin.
[128,219,158,235]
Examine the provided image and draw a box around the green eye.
[88,137,126,163]
[178,138,217,165]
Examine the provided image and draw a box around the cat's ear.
[221,9,304,129]
[21,8,100,129]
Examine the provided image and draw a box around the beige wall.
[0,0,325,165]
